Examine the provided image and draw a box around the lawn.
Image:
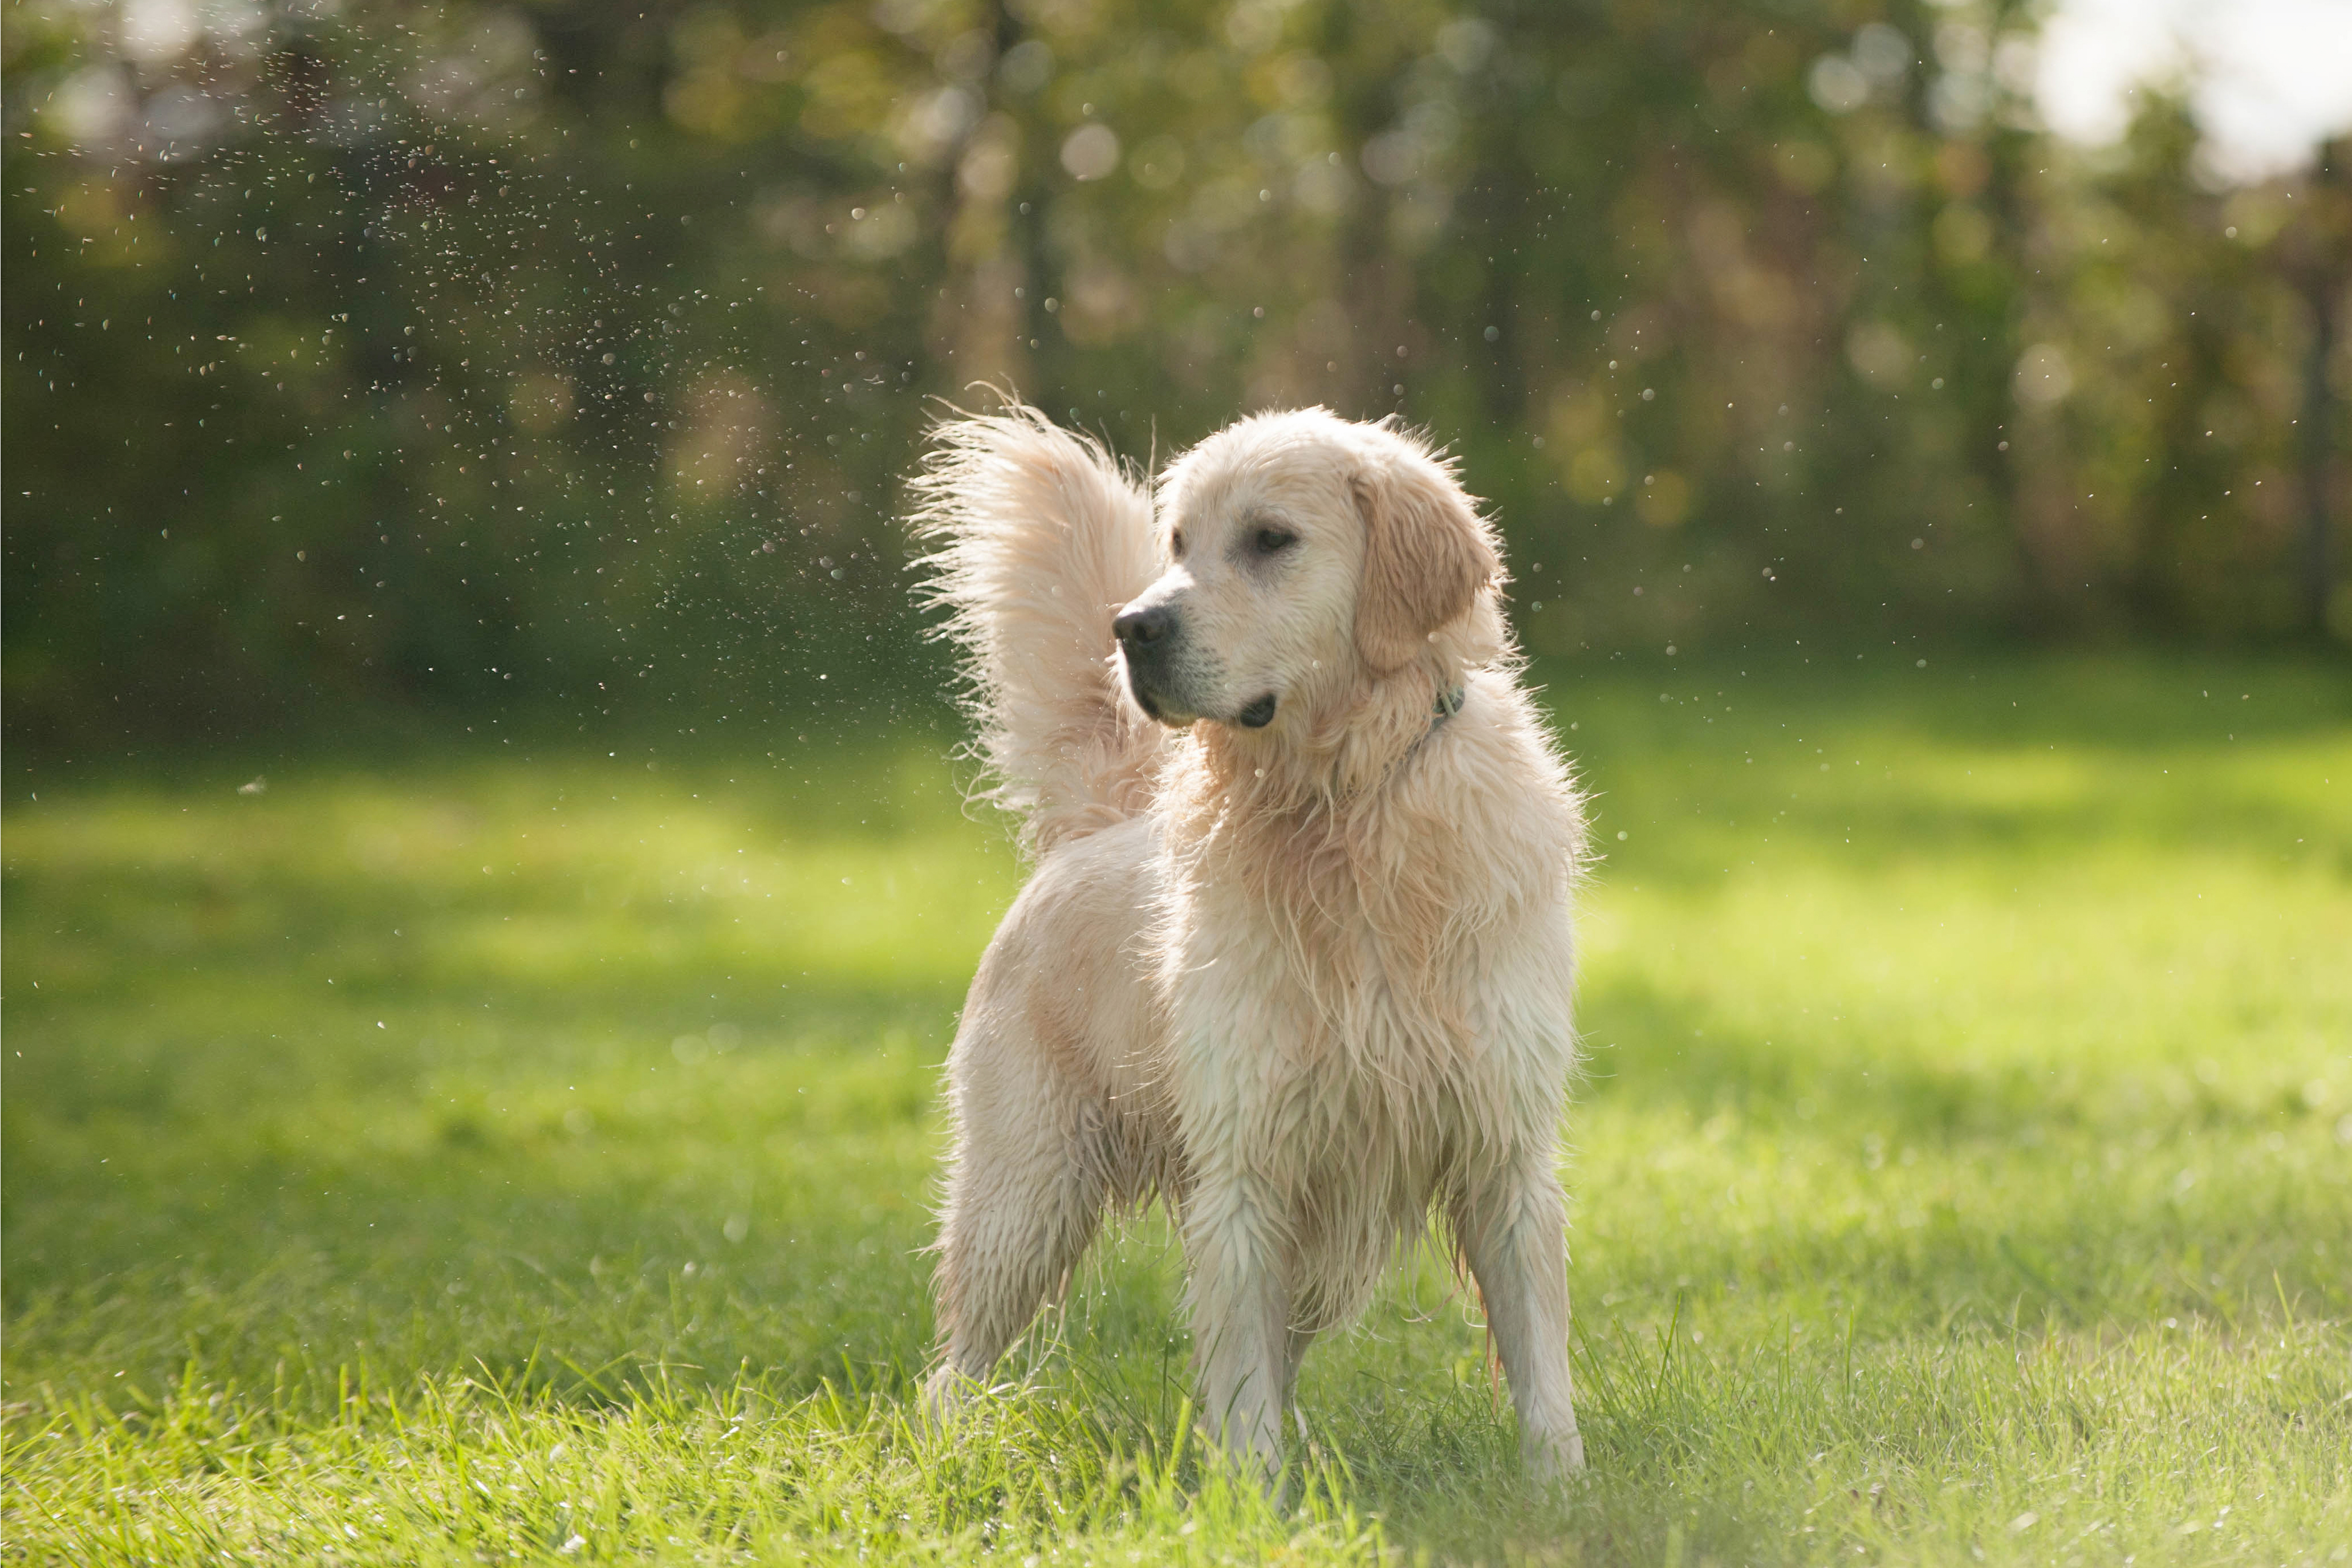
[5,651,2349,1565]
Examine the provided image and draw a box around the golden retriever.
[907,401,1587,1479]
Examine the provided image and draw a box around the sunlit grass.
[5,652,2349,1564]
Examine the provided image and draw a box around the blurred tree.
[3,0,2343,745]
[2278,137,2349,638]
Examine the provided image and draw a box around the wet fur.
[910,402,1589,1478]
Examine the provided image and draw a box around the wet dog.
[908,401,1588,1478]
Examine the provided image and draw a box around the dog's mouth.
[1126,677,1199,729]
[1123,666,1269,731]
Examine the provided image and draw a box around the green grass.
[6,651,2350,1565]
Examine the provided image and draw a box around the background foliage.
[5,0,2349,742]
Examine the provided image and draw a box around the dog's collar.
[1431,684,1467,729]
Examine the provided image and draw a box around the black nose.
[1113,604,1176,649]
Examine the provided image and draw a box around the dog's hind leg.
[1451,1160,1586,1478]
[925,1021,1108,1412]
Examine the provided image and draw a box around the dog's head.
[1114,409,1502,734]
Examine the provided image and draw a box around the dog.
[907,400,1588,1479]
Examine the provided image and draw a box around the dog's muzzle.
[1114,602,1273,729]
[1114,602,1181,720]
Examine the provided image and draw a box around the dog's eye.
[1252,526,1298,556]
[1170,529,1187,559]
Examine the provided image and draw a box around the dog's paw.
[1524,1427,1586,1482]
[920,1362,994,1430]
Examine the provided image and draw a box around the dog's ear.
[1350,450,1501,675]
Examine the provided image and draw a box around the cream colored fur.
[910,402,1589,1481]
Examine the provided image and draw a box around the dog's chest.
[1163,867,1557,1137]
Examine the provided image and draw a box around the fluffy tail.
[908,402,1164,855]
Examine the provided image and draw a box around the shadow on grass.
[1578,973,2331,1141]
[1546,650,2348,851]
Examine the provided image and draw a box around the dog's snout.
[1114,598,1185,721]
[1113,603,1176,651]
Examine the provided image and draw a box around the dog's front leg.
[1183,1170,1291,1481]
[1453,1160,1586,1478]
